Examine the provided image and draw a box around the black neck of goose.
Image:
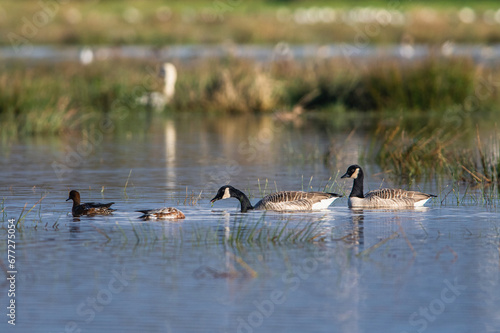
[349,172,365,198]
[231,188,254,212]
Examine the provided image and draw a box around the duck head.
[66,190,81,202]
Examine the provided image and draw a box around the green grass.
[225,215,327,246]
[0,55,498,188]
[1,56,497,138]
[1,1,500,45]
[373,122,500,186]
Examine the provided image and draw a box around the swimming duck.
[341,165,436,208]
[136,207,185,220]
[210,185,342,212]
[66,190,116,217]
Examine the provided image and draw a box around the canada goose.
[210,185,341,212]
[341,165,436,208]
[137,62,177,111]
[136,207,185,220]
[66,190,115,217]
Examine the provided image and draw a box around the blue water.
[0,115,499,332]
[2,44,500,64]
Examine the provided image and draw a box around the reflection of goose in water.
[348,210,365,246]
[341,165,436,208]
[211,185,341,212]
[137,62,177,111]
[165,120,177,188]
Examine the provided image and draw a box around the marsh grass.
[0,198,5,222]
[359,58,475,111]
[1,56,497,138]
[223,215,327,246]
[2,1,500,45]
[182,189,204,206]
[101,215,327,247]
[374,122,500,187]
[13,194,47,228]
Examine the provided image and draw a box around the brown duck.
[136,207,185,220]
[66,190,116,217]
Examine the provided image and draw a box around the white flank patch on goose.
[413,198,431,207]
[311,197,338,210]
[347,197,359,208]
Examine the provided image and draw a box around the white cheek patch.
[351,168,360,179]
[222,187,231,199]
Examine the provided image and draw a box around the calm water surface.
[0,115,499,333]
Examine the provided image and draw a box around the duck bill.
[340,172,349,179]
[210,197,218,204]
[66,198,71,201]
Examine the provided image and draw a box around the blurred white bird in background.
[137,62,177,111]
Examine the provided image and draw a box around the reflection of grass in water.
[110,215,327,246]
[223,215,327,246]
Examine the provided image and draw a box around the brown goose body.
[66,190,115,217]
[341,165,436,208]
[253,191,340,211]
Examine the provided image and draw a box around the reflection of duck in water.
[137,62,177,111]
[66,190,115,217]
[210,185,341,212]
[136,207,185,220]
[341,165,436,208]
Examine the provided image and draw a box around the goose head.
[210,185,236,203]
[341,165,363,179]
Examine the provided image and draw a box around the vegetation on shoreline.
[373,124,500,185]
[0,51,498,187]
[1,1,500,46]
[1,56,497,137]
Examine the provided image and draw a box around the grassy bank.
[1,1,500,45]
[372,123,500,185]
[1,56,498,137]
[1,56,498,186]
